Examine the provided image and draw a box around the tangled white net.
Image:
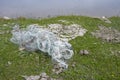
[10,25,74,69]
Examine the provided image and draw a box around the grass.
[0,15,120,80]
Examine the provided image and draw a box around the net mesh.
[10,25,74,68]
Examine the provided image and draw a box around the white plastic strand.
[10,25,74,69]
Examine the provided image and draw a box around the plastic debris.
[3,16,10,20]
[10,24,74,69]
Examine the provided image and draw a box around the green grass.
[0,16,120,80]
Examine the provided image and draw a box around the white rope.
[10,25,74,69]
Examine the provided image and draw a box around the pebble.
[71,62,76,68]
[40,78,47,80]
[79,50,89,55]
[52,64,64,74]
[22,72,59,80]
[40,72,48,78]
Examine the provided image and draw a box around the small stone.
[54,64,60,69]
[6,30,10,34]
[8,61,12,65]
[19,47,25,51]
[53,64,64,74]
[118,51,120,54]
[22,75,40,80]
[40,78,47,80]
[79,50,89,55]
[0,31,5,34]
[71,62,76,68]
[58,20,69,24]
[3,24,8,26]
[22,72,58,80]
[55,68,63,74]
[40,72,47,78]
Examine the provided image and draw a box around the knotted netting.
[10,24,74,68]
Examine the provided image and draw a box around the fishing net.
[10,24,74,68]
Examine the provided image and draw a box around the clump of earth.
[91,26,120,43]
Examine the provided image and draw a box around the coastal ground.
[0,16,120,80]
